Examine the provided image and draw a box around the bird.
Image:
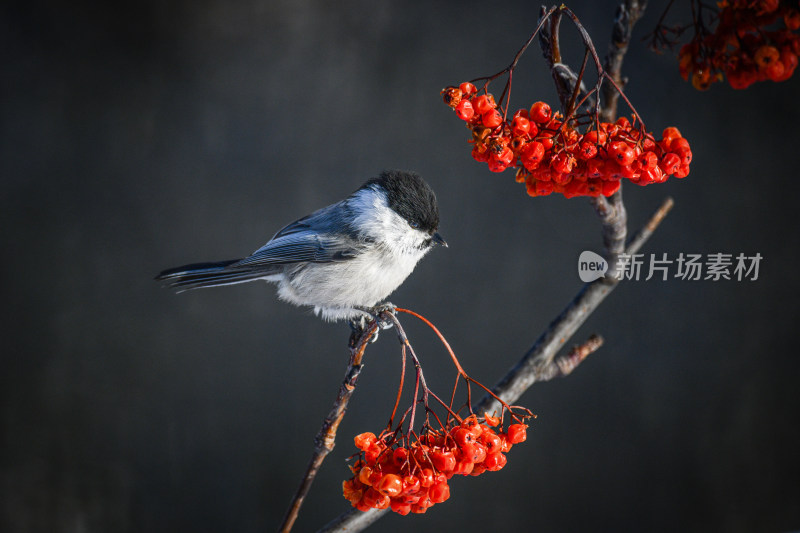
[156,170,446,323]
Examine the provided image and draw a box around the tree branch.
[278,318,384,533]
[601,0,649,122]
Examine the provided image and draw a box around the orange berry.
[429,481,451,503]
[375,473,403,497]
[529,101,552,123]
[483,412,500,427]
[473,94,496,115]
[354,432,376,451]
[507,423,528,444]
[459,81,477,97]
[482,109,503,128]
[754,45,780,70]
[484,452,507,471]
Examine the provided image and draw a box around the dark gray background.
[2,1,799,532]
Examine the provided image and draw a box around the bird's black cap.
[365,170,440,234]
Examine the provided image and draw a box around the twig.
[278,316,384,533]
[539,333,605,381]
[601,0,648,123]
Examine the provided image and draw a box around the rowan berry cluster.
[343,413,529,515]
[442,82,692,198]
[678,0,800,89]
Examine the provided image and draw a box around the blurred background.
[2,1,799,531]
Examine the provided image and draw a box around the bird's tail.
[155,260,277,291]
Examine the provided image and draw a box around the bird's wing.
[233,230,358,268]
[269,201,347,239]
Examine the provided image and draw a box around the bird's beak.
[432,232,448,247]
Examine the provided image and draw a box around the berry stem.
[395,307,467,377]
[386,342,407,430]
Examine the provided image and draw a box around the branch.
[590,187,628,273]
[278,317,384,533]
[601,0,648,122]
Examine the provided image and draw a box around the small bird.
[156,170,446,322]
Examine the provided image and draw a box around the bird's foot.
[350,303,396,343]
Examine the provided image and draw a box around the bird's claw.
[350,303,397,343]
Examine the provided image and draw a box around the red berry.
[392,446,408,467]
[507,423,528,444]
[453,459,474,476]
[538,130,556,150]
[637,151,658,171]
[513,108,529,119]
[473,94,496,115]
[765,60,786,81]
[354,432,376,451]
[512,116,531,136]
[483,413,500,427]
[529,101,552,123]
[775,49,798,81]
[673,164,691,178]
[482,109,503,128]
[461,415,483,439]
[358,465,373,486]
[472,145,490,163]
[455,99,474,121]
[376,473,403,497]
[363,487,389,509]
[577,141,598,160]
[608,141,636,166]
[452,427,474,447]
[484,452,507,471]
[677,149,692,166]
[641,166,665,184]
[418,468,435,487]
[355,500,371,512]
[390,500,412,515]
[487,158,509,173]
[521,141,545,170]
[479,429,502,453]
[499,433,513,452]
[602,179,621,196]
[583,130,607,144]
[661,127,682,145]
[429,482,451,503]
[365,443,383,464]
[492,146,514,166]
[660,152,682,175]
[551,152,575,174]
[786,9,800,31]
[459,81,477,97]
[755,45,780,70]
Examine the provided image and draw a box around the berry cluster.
[343,414,528,515]
[678,0,800,89]
[442,83,692,198]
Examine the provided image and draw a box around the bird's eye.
[409,220,420,229]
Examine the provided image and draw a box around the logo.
[578,251,608,282]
